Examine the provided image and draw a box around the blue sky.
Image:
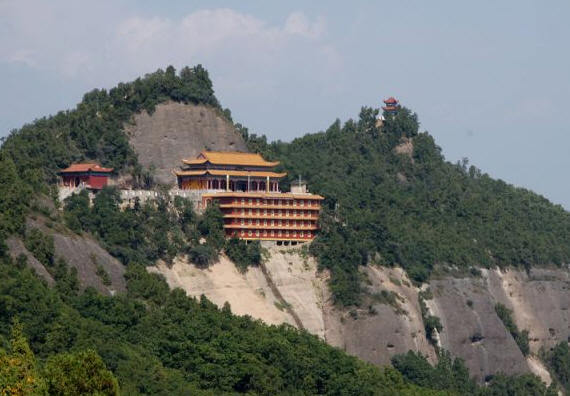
[1,1,569,209]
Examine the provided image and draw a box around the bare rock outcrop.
[149,254,296,327]
[429,267,570,382]
[428,277,529,381]
[148,246,569,383]
[6,236,55,286]
[126,102,248,184]
[323,266,436,366]
[25,218,126,295]
[484,267,570,354]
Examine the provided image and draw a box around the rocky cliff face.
[126,102,248,184]
[150,249,568,384]
[10,217,126,296]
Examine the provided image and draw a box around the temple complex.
[58,163,114,190]
[176,151,324,243]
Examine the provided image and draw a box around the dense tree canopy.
[243,106,570,305]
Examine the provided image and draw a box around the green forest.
[1,65,568,394]
[241,106,570,305]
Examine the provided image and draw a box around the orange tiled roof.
[384,97,398,104]
[59,163,113,173]
[182,151,280,167]
[175,169,286,178]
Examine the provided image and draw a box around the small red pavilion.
[58,163,114,190]
[382,97,400,114]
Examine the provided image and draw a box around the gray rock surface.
[6,236,55,286]
[26,218,126,295]
[126,102,248,184]
[324,266,437,366]
[429,277,529,381]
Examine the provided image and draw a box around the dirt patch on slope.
[126,102,248,184]
[394,137,414,160]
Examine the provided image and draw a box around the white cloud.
[284,12,326,39]
[0,4,340,85]
[0,1,347,142]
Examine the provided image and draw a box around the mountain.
[0,65,567,395]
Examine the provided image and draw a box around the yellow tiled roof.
[175,169,286,178]
[182,151,280,167]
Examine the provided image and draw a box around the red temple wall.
[87,175,110,189]
[61,174,109,189]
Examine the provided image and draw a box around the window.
[271,220,274,226]
[300,231,304,237]
[248,230,252,236]
[264,219,267,226]
[292,231,296,237]
[285,230,290,237]
[241,198,245,204]
[256,230,260,236]
[241,219,245,225]
[249,199,252,205]
[249,219,253,225]
[286,210,289,216]
[263,230,267,236]
[271,230,275,237]
[300,200,304,206]
[256,219,260,225]
[256,199,260,205]
[264,209,267,215]
[278,230,282,237]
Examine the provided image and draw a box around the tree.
[43,350,119,396]
[0,320,47,395]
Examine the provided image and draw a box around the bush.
[544,342,570,391]
[24,228,55,267]
[189,244,217,268]
[495,303,530,356]
[225,237,262,273]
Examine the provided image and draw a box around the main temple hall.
[175,151,323,243]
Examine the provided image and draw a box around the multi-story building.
[175,151,323,244]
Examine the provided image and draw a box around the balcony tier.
[223,224,318,230]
